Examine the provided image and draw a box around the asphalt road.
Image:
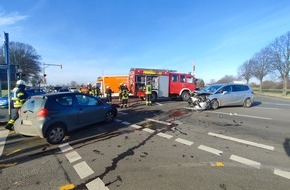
[0,95,290,190]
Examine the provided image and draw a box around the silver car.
[14,92,117,144]
[200,83,255,109]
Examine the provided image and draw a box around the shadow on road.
[283,138,290,157]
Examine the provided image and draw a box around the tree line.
[237,31,290,96]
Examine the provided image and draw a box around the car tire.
[46,124,66,144]
[243,98,252,108]
[211,99,219,110]
[105,111,115,122]
[181,91,190,101]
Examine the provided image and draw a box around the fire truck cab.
[129,68,196,102]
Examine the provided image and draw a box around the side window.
[233,85,244,92]
[218,86,231,93]
[172,74,178,82]
[76,94,98,106]
[186,77,193,83]
[180,75,186,83]
[55,96,73,106]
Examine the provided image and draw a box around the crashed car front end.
[188,91,212,110]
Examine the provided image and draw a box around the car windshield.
[201,85,223,93]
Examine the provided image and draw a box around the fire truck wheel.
[181,91,190,101]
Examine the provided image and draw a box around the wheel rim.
[211,100,219,109]
[48,127,65,143]
[106,112,114,122]
[245,99,252,107]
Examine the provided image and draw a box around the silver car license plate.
[22,120,32,125]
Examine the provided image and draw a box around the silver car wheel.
[211,100,219,110]
[47,125,65,144]
[243,98,252,108]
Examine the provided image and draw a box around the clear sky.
[1,0,290,85]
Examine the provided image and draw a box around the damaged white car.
[188,84,255,110]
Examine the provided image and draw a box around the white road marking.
[274,169,290,179]
[208,111,272,120]
[262,102,290,106]
[130,124,142,129]
[0,130,9,157]
[253,107,281,110]
[198,145,223,156]
[114,119,122,122]
[208,132,275,150]
[230,155,261,169]
[157,132,173,139]
[142,128,155,133]
[155,102,163,106]
[86,177,109,190]
[146,118,172,126]
[118,111,128,115]
[73,161,94,179]
[59,143,73,153]
[65,151,82,163]
[175,138,194,146]
[121,121,131,125]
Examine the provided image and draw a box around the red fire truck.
[128,68,196,102]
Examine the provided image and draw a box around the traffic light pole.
[4,32,12,120]
[42,63,62,84]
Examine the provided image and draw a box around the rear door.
[75,94,106,125]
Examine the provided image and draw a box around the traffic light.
[43,73,47,83]
[16,72,21,80]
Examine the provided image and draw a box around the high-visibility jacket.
[145,84,152,95]
[121,89,129,100]
[12,86,28,108]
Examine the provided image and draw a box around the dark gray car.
[14,92,117,144]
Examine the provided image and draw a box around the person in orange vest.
[5,80,28,130]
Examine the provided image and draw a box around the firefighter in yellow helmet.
[120,84,129,108]
[5,80,28,130]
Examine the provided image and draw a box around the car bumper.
[14,119,45,138]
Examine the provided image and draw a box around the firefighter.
[105,86,112,103]
[145,81,152,106]
[118,83,123,102]
[120,86,129,108]
[88,83,95,96]
[5,80,28,130]
[95,85,101,97]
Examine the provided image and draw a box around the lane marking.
[121,121,131,125]
[5,149,21,156]
[86,177,109,190]
[73,161,94,179]
[274,169,290,179]
[0,130,9,157]
[157,132,173,139]
[114,119,122,122]
[59,184,75,190]
[146,118,172,126]
[230,155,260,169]
[253,107,281,110]
[59,143,73,153]
[130,124,142,129]
[65,151,82,163]
[142,128,155,133]
[118,111,128,115]
[208,111,272,120]
[208,132,275,150]
[198,145,223,156]
[262,102,290,106]
[0,162,17,167]
[155,102,163,106]
[175,138,194,146]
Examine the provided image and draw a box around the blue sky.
[1,0,290,85]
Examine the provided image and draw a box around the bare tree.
[269,31,290,96]
[0,42,42,85]
[251,48,272,92]
[237,60,253,84]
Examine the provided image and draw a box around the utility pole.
[3,32,12,119]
